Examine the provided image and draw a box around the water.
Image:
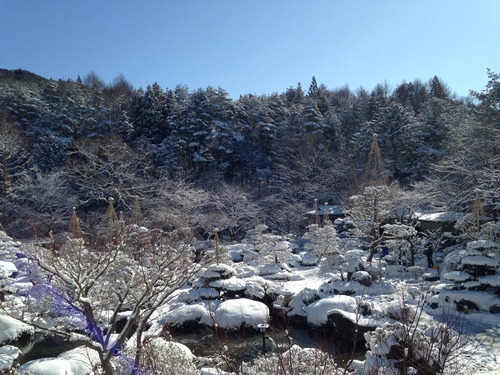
[171,325,337,362]
[16,326,350,367]
[17,333,80,364]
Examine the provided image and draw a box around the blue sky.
[1,0,499,98]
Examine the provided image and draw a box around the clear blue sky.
[1,0,499,98]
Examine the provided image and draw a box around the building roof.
[415,211,464,222]
[306,205,344,216]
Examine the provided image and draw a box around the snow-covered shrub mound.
[200,264,236,280]
[362,321,441,375]
[444,249,466,271]
[258,263,293,280]
[243,281,266,299]
[0,314,34,344]
[0,261,17,277]
[209,276,246,293]
[306,295,357,326]
[232,263,259,278]
[350,271,372,286]
[460,255,498,277]
[18,357,93,375]
[287,288,320,317]
[478,275,500,287]
[192,264,237,288]
[300,251,318,266]
[214,298,269,330]
[364,264,385,282]
[436,289,500,312]
[467,239,498,253]
[178,288,220,302]
[258,263,281,276]
[443,271,472,283]
[18,346,99,375]
[225,243,255,263]
[159,304,210,328]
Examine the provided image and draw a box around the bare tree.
[205,182,260,240]
[2,220,203,374]
[0,115,31,229]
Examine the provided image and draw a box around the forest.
[0,68,499,241]
[1,68,500,374]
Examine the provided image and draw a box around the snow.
[443,271,472,282]
[0,260,17,276]
[436,289,500,311]
[209,276,247,291]
[306,295,357,325]
[214,298,269,330]
[468,240,498,251]
[2,230,500,374]
[18,345,100,375]
[415,211,464,222]
[0,314,34,344]
[159,303,211,327]
[18,356,93,375]
[461,255,498,267]
[0,345,20,371]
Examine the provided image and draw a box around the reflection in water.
[15,326,346,367]
[172,325,336,363]
[17,334,80,365]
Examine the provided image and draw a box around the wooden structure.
[415,211,464,232]
[306,203,345,226]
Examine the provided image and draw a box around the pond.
[169,325,337,362]
[16,325,361,367]
[17,333,80,365]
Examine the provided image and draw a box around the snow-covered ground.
[2,228,500,374]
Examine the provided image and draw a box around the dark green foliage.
[0,67,497,237]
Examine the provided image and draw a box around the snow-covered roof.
[415,211,464,222]
[306,205,344,216]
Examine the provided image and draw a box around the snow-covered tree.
[348,185,394,242]
[246,224,293,265]
[303,222,339,259]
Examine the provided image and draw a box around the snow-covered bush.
[350,271,372,286]
[214,298,269,330]
[306,295,357,326]
[240,344,343,375]
[287,288,320,317]
[114,338,198,375]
